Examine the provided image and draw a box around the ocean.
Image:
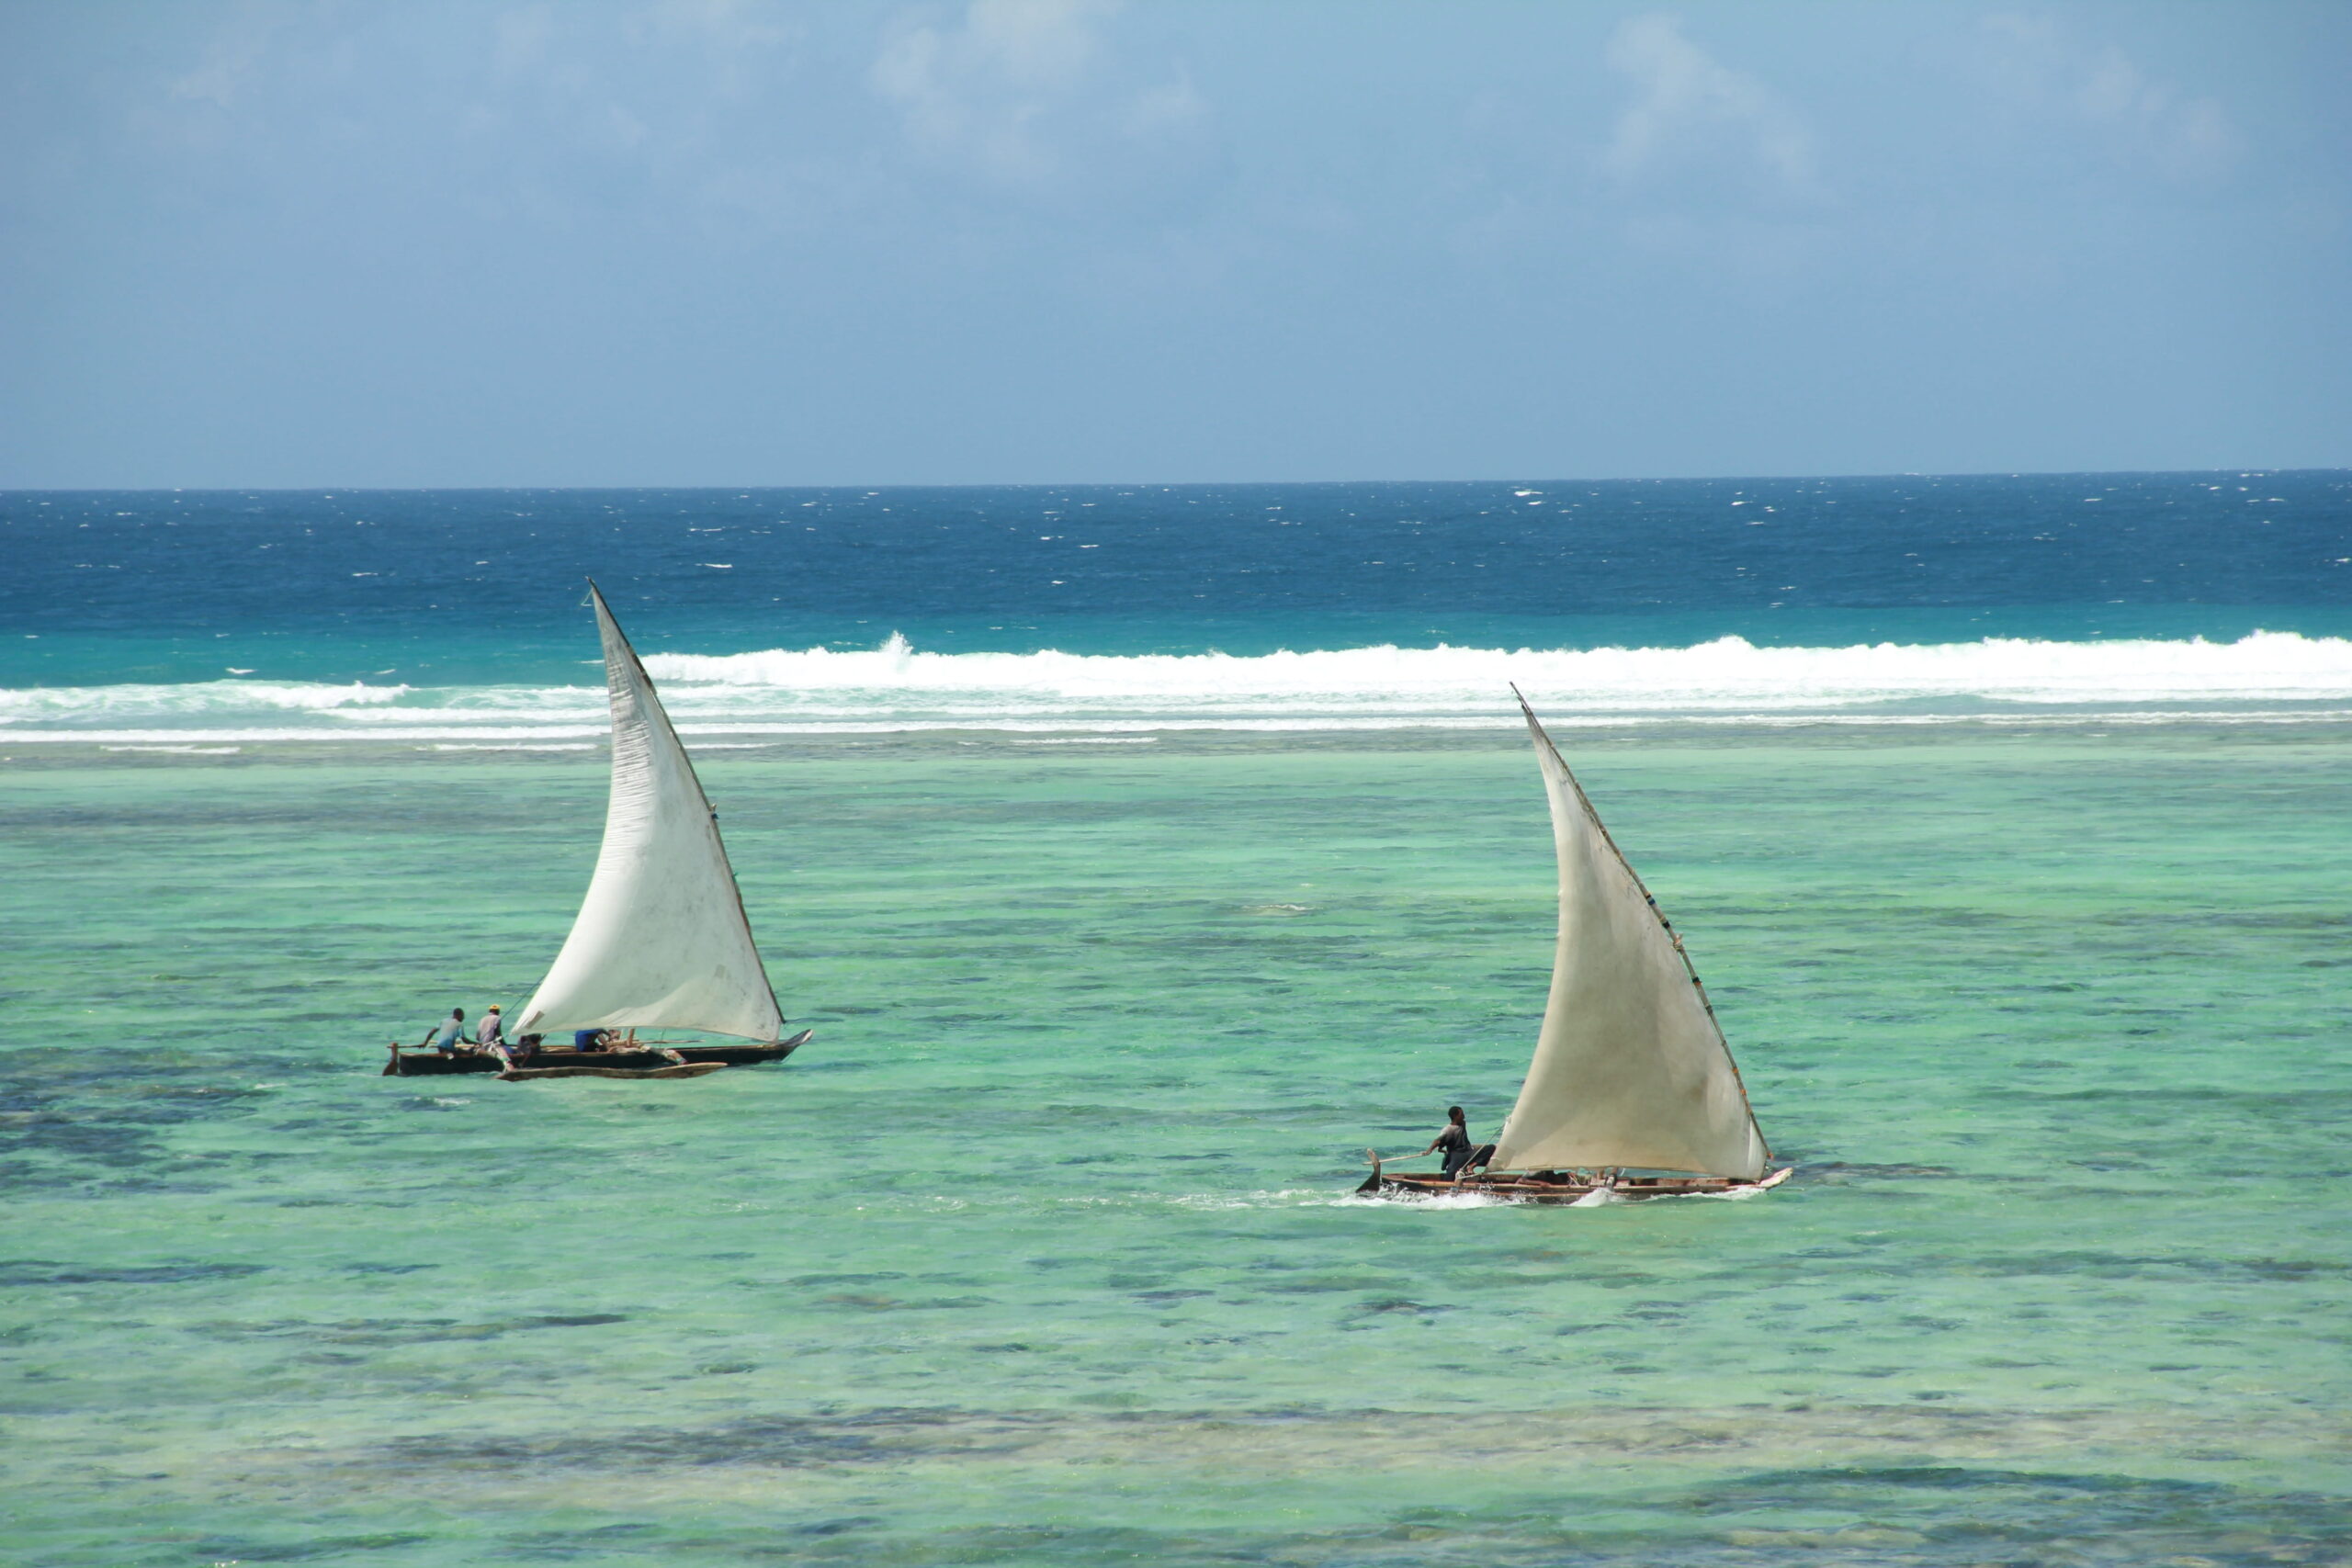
[4,474,2349,1565]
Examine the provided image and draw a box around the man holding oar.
[1364,1106,1494,1184]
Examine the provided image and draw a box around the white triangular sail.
[516,584,784,1043]
[1490,694,1768,1179]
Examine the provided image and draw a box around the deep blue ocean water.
[6,472,2348,689]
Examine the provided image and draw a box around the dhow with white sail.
[1360,692,1785,1201]
[387,583,810,1081]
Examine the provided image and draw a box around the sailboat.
[1359,691,1788,1201]
[385,582,812,1081]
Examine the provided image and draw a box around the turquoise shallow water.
[3,726,2348,1565]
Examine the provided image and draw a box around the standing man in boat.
[1415,1107,1488,1180]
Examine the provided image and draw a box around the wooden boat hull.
[1357,1165,1792,1204]
[499,1062,728,1081]
[382,1029,812,1078]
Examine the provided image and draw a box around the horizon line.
[3,465,2346,495]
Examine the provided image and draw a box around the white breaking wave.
[639,630,2352,714]
[0,679,412,722]
[4,633,2350,742]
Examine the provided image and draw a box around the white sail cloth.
[1491,701,1769,1179]
[517,587,783,1043]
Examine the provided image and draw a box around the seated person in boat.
[478,1004,514,1066]
[422,1006,470,1055]
[573,1028,616,1053]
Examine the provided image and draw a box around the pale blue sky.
[4,1,2346,487]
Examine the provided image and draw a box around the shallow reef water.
[2,724,2347,1564]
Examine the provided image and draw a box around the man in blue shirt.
[423,1007,470,1055]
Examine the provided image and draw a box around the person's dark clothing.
[1436,1122,1474,1178]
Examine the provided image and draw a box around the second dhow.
[1360,689,1787,1201]
[386,582,811,1081]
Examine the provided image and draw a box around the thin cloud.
[1600,14,1818,199]
[1978,14,2244,184]
[167,5,297,110]
[868,0,1210,204]
[2075,43,2243,182]
[871,0,1121,184]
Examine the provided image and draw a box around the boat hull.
[1357,1166,1791,1204]
[382,1029,812,1077]
[498,1062,729,1081]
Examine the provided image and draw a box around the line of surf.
[4,633,2350,738]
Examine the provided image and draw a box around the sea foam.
[642,630,2352,711]
[4,633,2350,741]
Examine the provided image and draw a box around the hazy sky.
[4,1,2346,487]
